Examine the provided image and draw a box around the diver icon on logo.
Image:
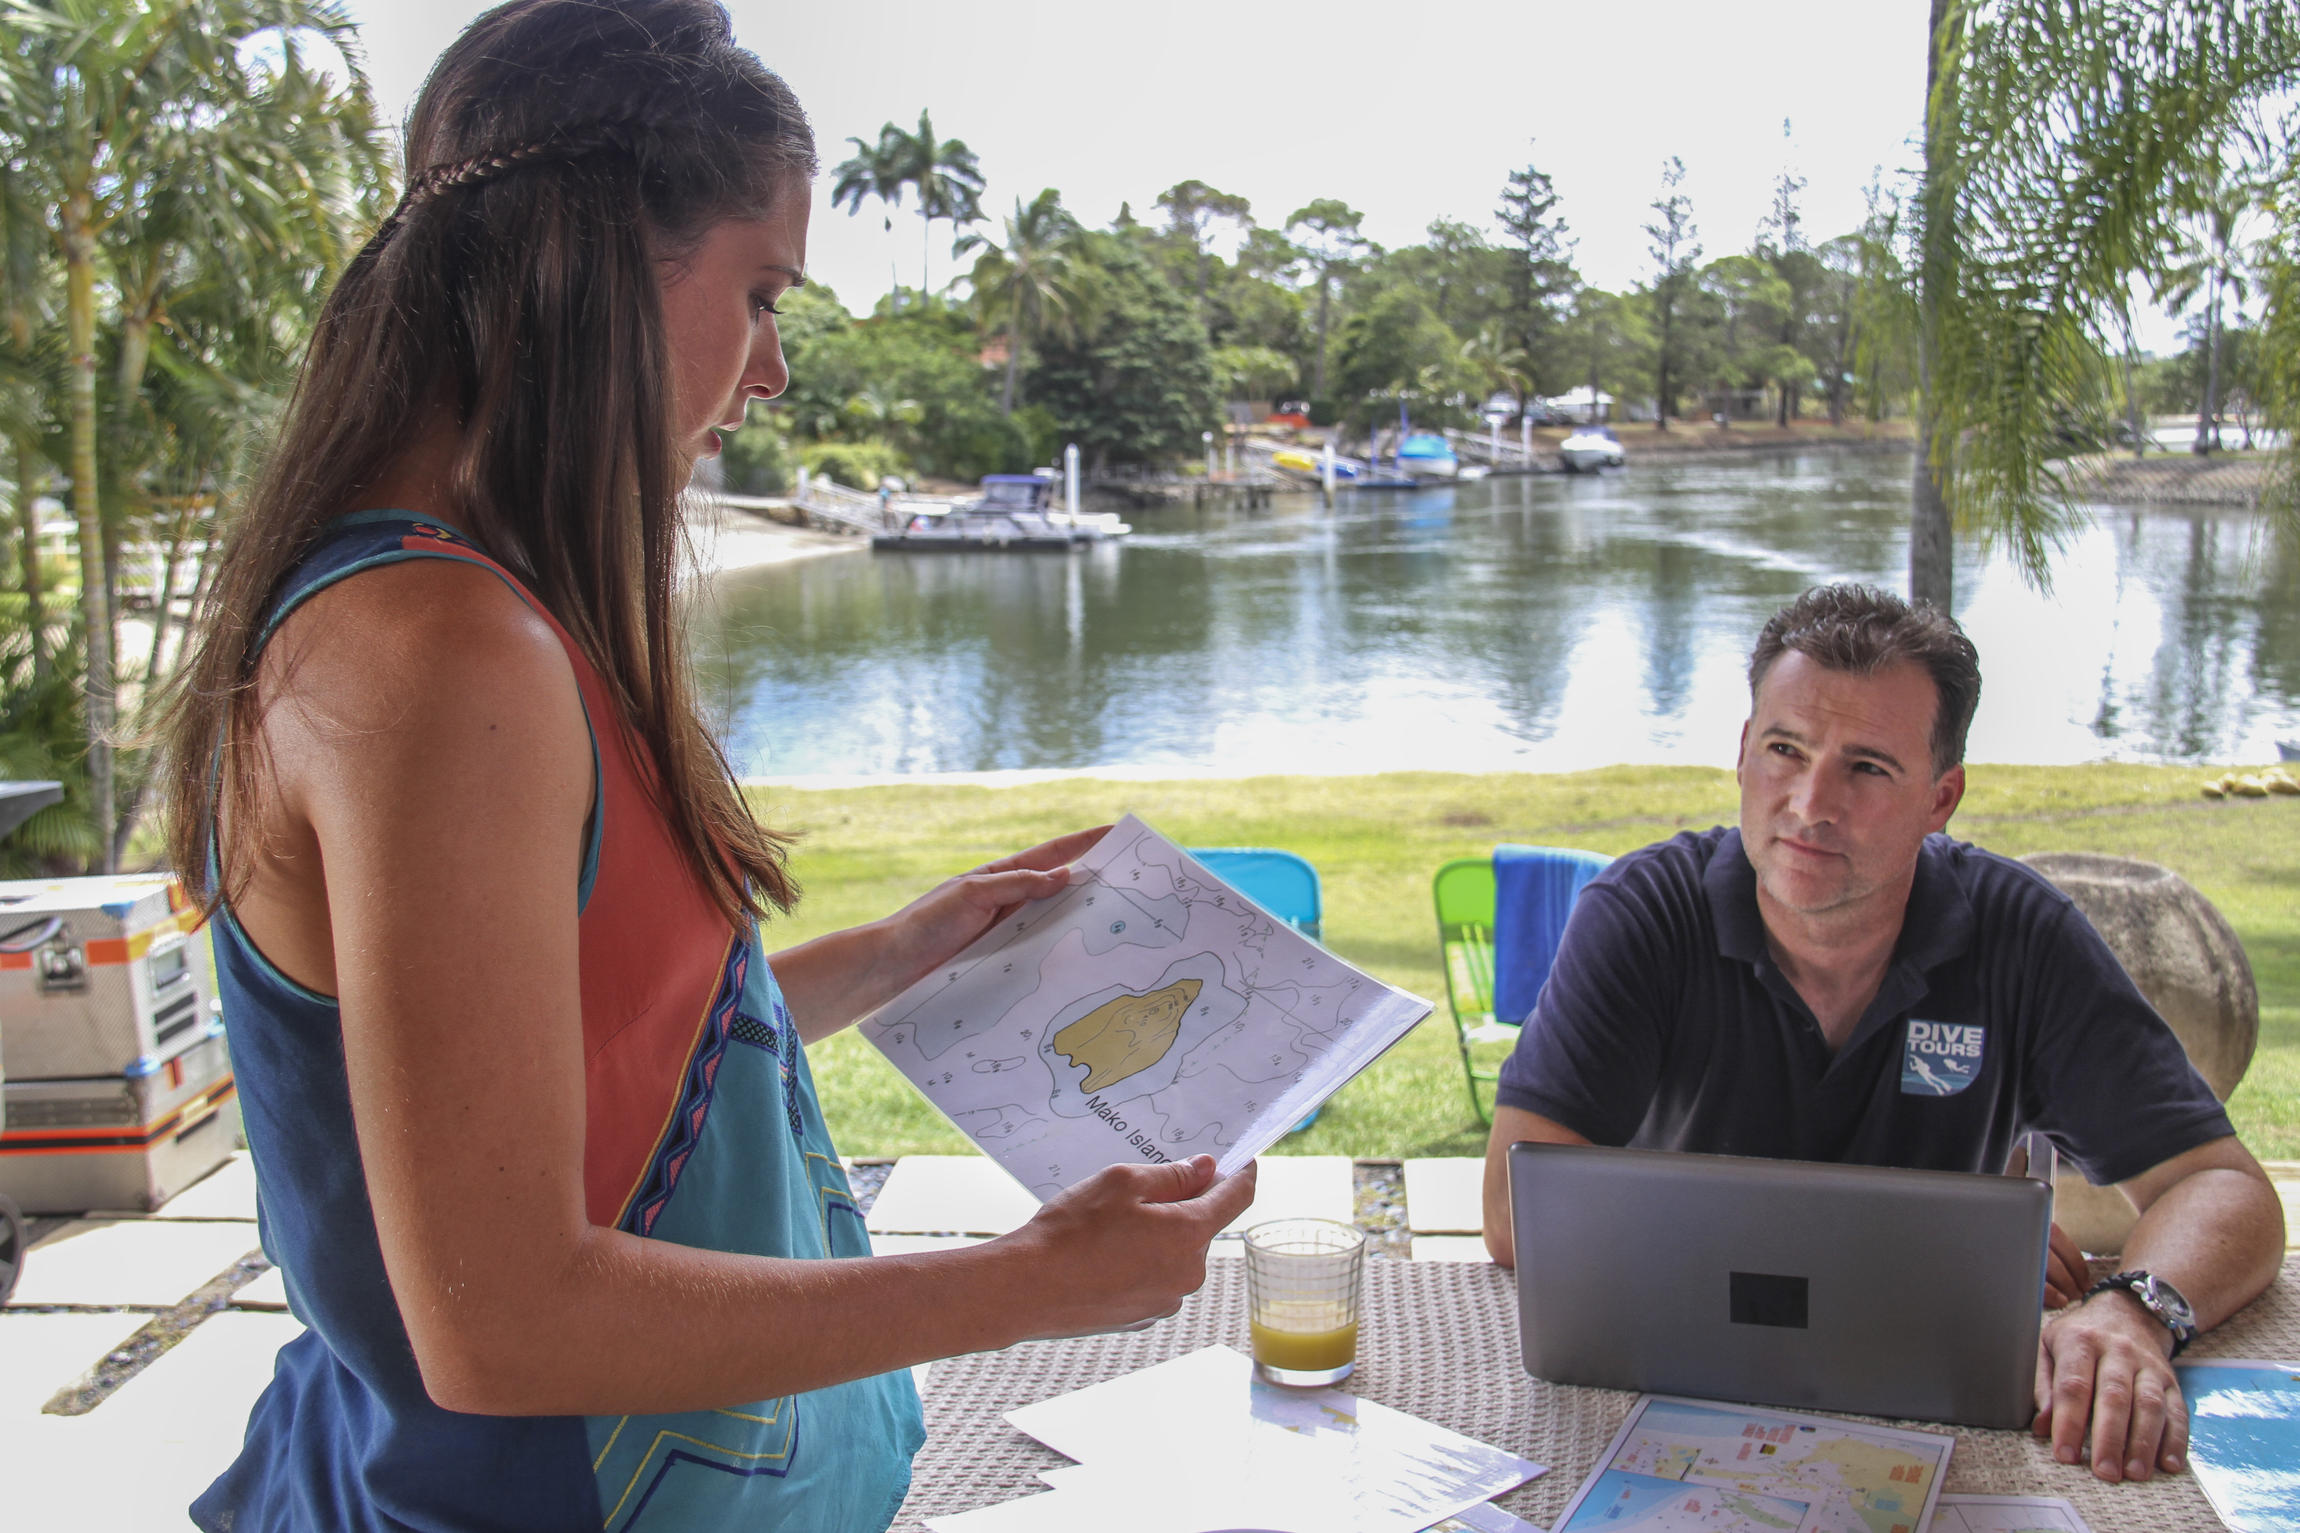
[1902,1018,1985,1096]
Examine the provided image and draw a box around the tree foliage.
[1921,0,2300,587]
[1023,235,1219,469]
[0,0,388,869]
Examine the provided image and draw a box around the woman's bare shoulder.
[254,555,591,805]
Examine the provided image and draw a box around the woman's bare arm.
[249,563,1253,1417]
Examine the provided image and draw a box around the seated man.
[1482,584,2285,1484]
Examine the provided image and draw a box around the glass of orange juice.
[1244,1218,1367,1386]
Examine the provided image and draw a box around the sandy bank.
[2071,452,2273,507]
[686,493,865,574]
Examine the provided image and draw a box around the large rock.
[2019,852,2258,1253]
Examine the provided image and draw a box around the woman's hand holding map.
[771,826,1113,1044]
[984,1156,1261,1341]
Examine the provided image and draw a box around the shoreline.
[2070,451,2275,507]
[739,754,2288,793]
[686,493,865,573]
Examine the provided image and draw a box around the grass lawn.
[746,765,2300,1164]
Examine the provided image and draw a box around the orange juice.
[1250,1300,1359,1373]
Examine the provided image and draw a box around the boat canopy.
[976,474,1052,510]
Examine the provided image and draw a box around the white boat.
[873,474,1129,552]
[1558,425,1626,474]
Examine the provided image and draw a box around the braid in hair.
[377,116,644,241]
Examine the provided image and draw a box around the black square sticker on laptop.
[1729,1270,1810,1329]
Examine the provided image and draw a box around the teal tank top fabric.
[190,513,923,1532]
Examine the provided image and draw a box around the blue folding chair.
[1187,847,1322,942]
[1188,847,1324,1131]
[1438,844,1611,1126]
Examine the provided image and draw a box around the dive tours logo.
[1901,1019,1984,1096]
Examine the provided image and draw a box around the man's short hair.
[1747,585,1981,776]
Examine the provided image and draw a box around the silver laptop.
[1509,1141,2053,1429]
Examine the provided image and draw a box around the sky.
[337,0,2189,349]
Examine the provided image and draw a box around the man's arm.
[1480,1107,1591,1267]
[2034,1135,2287,1483]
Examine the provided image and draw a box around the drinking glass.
[1243,1218,1367,1386]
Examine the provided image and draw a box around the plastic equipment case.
[0,874,217,1081]
[0,873,239,1217]
[0,1024,239,1214]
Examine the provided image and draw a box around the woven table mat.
[897,1253,2300,1531]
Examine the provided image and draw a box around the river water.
[693,449,2300,780]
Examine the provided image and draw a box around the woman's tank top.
[191,512,924,1532]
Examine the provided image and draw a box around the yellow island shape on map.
[1051,977,1203,1091]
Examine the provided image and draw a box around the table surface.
[896,1253,2300,1532]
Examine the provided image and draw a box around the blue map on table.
[2177,1360,2300,1533]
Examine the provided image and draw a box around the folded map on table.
[861,815,1431,1197]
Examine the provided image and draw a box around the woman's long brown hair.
[161,0,810,922]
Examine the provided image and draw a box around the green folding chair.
[1433,856,1508,1126]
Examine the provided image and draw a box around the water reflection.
[692,451,2300,778]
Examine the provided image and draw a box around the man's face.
[1736,652,1966,926]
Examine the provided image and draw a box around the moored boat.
[1395,432,1459,480]
[1559,425,1626,474]
[872,474,1129,551]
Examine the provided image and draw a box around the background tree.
[1909,1,2300,605]
[0,0,385,869]
[1754,153,1825,425]
[833,111,986,298]
[1561,289,1650,419]
[1332,287,1470,436]
[1848,175,1917,425]
[2159,172,2259,456]
[829,126,912,297]
[1283,200,1370,403]
[1641,157,1701,429]
[1153,180,1251,316]
[957,189,1088,415]
[1025,234,1219,469]
[1494,149,1579,401]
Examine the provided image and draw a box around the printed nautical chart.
[1930,1495,2093,1533]
[1551,1395,1953,1533]
[862,815,1430,1196]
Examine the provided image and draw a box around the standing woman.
[160,4,1254,1529]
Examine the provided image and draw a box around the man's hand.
[2042,1223,2088,1309]
[2033,1289,2186,1482]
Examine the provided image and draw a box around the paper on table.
[999,1346,1543,1533]
[1548,1392,1953,1533]
[863,815,1431,1193]
[1428,1502,1545,1533]
[2176,1358,2300,1533]
[1931,1493,2092,1532]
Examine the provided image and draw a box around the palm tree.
[1910,0,2300,604]
[830,130,909,297]
[956,190,1087,415]
[834,112,985,300]
[2160,178,2258,457]
[0,0,386,868]
[1462,323,1531,417]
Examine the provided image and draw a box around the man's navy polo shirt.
[1493,826,2232,1184]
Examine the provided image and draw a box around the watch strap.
[2086,1269,2197,1357]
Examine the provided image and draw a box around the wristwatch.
[2086,1269,2198,1357]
